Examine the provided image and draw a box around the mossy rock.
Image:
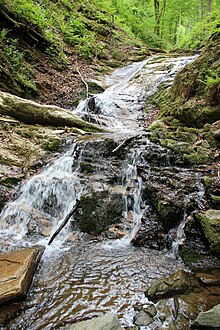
[87,81,105,94]
[156,31,220,129]
[210,195,220,209]
[145,270,191,301]
[76,190,123,235]
[179,247,199,264]
[80,161,95,174]
[182,148,214,166]
[147,120,167,131]
[41,137,61,151]
[160,138,190,154]
[156,200,183,230]
[195,209,220,254]
[202,176,213,192]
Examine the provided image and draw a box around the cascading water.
[170,173,206,258]
[74,55,197,130]
[0,54,202,330]
[0,143,83,248]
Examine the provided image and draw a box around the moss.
[0,176,22,186]
[87,81,104,94]
[175,128,197,143]
[149,132,160,143]
[195,210,220,255]
[41,137,61,151]
[202,176,213,192]
[179,247,199,264]
[155,31,220,131]
[147,120,167,131]
[160,138,190,154]
[182,149,214,166]
[210,195,220,209]
[80,161,94,173]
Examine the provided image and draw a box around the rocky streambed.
[0,54,219,329]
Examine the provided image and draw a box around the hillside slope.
[148,31,220,167]
[0,0,148,107]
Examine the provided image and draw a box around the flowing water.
[0,54,203,330]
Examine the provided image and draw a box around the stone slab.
[67,314,124,330]
[0,247,43,305]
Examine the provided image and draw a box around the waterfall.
[74,55,197,132]
[170,173,206,258]
[0,54,207,330]
[0,54,198,250]
[0,143,83,247]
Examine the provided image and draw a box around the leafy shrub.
[0,30,36,91]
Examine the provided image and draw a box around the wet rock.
[27,218,53,237]
[144,304,157,317]
[134,310,152,326]
[145,270,191,301]
[0,301,22,325]
[131,223,166,250]
[76,190,123,235]
[203,176,220,210]
[143,171,194,230]
[192,304,220,329]
[108,224,127,238]
[195,270,220,286]
[195,209,220,254]
[0,185,10,212]
[67,314,124,330]
[0,247,44,305]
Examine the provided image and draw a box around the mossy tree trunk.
[0,91,102,132]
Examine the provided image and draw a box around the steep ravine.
[0,53,219,330]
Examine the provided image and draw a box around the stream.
[0,54,207,330]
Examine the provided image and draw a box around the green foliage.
[177,10,220,49]
[1,0,220,67]
[204,69,220,88]
[0,29,36,91]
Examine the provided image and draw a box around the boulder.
[76,190,123,235]
[0,247,43,305]
[67,314,124,330]
[145,270,191,301]
[195,209,220,254]
[192,304,220,328]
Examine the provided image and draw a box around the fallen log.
[0,91,102,132]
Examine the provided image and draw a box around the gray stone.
[192,304,220,328]
[67,314,124,330]
[134,310,153,326]
[144,303,157,317]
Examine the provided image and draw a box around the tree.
[207,0,211,13]
[153,0,167,36]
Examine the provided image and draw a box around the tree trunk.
[200,0,204,19]
[154,0,160,35]
[0,91,102,132]
[154,0,167,37]
[160,0,167,38]
[207,0,211,13]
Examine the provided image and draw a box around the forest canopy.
[1,0,219,52]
